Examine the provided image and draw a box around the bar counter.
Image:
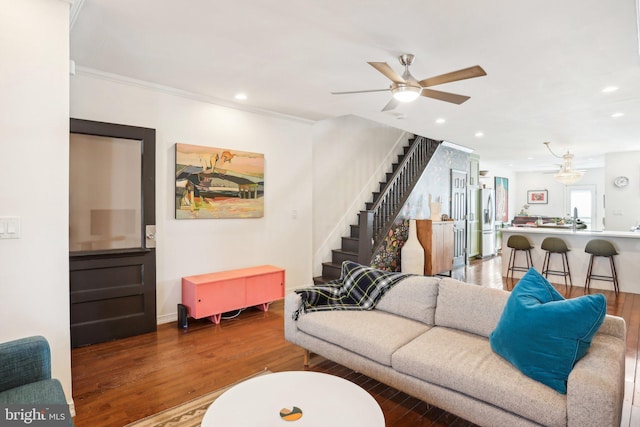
[501,227,640,294]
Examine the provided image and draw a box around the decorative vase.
[401,219,425,275]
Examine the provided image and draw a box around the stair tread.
[322,261,342,267]
[332,248,357,255]
[313,276,337,285]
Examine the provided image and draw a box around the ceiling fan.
[331,54,487,112]
[543,142,586,185]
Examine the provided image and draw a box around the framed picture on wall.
[527,190,548,204]
[494,177,508,222]
[175,143,265,219]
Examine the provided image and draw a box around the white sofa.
[284,275,626,427]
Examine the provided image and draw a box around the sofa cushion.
[375,275,440,325]
[435,278,509,337]
[296,310,430,366]
[392,327,566,427]
[489,268,607,394]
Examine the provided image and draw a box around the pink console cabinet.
[181,265,285,324]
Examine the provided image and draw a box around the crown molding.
[69,0,85,29]
[442,140,474,154]
[74,66,314,125]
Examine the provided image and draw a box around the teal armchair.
[0,336,73,425]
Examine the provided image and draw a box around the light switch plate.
[0,217,20,239]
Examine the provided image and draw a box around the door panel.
[69,119,156,347]
[450,169,467,268]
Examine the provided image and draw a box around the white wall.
[605,151,640,231]
[0,0,71,403]
[70,72,314,323]
[513,168,604,229]
[311,115,410,277]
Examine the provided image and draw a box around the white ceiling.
[69,0,640,172]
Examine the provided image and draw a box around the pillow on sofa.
[489,268,606,394]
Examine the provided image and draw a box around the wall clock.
[613,176,629,188]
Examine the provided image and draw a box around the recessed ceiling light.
[601,86,619,93]
[234,93,248,100]
[435,118,446,124]
[475,131,484,138]
[611,112,624,118]
[527,157,535,160]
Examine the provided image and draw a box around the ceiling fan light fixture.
[391,84,422,102]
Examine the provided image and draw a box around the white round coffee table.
[201,371,385,426]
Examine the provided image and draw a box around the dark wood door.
[69,119,156,347]
[450,169,467,268]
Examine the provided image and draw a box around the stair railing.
[358,136,440,265]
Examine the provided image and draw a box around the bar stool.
[584,239,619,295]
[506,235,534,282]
[541,237,572,293]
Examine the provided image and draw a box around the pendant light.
[543,142,585,185]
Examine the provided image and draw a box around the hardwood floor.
[71,256,640,426]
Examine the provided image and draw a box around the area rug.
[125,369,271,427]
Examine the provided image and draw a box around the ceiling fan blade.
[421,88,470,104]
[381,98,399,112]
[418,65,486,88]
[368,62,405,84]
[331,88,389,95]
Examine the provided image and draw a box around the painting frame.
[527,190,548,204]
[175,143,265,219]
[494,177,509,222]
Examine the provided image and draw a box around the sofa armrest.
[566,332,626,427]
[0,336,52,393]
[283,292,303,343]
[598,314,626,340]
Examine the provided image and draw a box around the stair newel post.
[358,210,374,265]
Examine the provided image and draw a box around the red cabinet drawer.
[195,278,245,318]
[245,271,284,307]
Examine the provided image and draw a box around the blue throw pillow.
[489,268,606,394]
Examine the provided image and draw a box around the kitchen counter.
[501,227,640,294]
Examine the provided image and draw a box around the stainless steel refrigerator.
[480,188,496,257]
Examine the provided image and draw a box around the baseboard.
[157,313,177,325]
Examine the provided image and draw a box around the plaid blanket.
[292,261,412,320]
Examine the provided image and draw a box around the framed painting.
[175,143,264,219]
[527,190,548,204]
[494,177,508,222]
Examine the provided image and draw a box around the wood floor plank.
[71,256,637,426]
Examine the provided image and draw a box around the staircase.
[314,136,441,284]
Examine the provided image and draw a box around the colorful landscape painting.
[175,143,264,219]
[494,176,509,222]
